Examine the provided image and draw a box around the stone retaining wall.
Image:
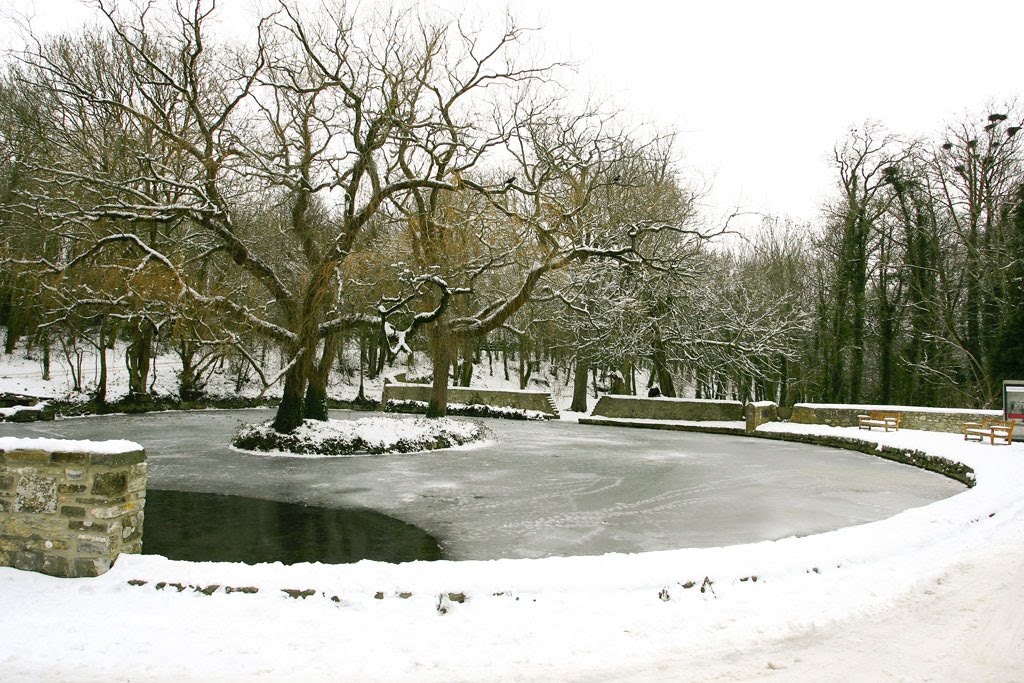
[591,395,744,421]
[0,439,146,578]
[791,403,1002,433]
[382,382,558,417]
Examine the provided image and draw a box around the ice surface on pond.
[3,409,964,560]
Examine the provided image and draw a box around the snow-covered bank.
[1,423,1022,681]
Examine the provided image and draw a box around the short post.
[0,438,146,578]
[745,401,779,432]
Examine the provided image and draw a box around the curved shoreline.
[3,417,1021,681]
[579,415,976,486]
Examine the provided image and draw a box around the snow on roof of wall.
[795,403,1002,415]
[0,437,143,454]
[609,395,744,405]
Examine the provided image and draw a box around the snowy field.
[2,351,1024,681]
[2,420,1023,681]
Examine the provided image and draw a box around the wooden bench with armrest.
[962,418,1015,445]
[857,411,902,432]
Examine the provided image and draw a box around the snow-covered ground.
[0,345,588,411]
[3,347,1024,680]
[2,419,1023,681]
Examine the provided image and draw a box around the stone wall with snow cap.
[0,437,146,578]
[382,383,559,417]
[592,395,744,422]
[791,403,1003,433]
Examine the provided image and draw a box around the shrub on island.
[232,416,489,456]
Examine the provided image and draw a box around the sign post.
[1005,380,1024,424]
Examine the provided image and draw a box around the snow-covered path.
[582,515,1024,682]
[2,422,1023,682]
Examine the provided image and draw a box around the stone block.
[77,535,112,556]
[14,473,58,514]
[0,474,14,490]
[73,557,110,578]
[91,471,128,496]
[121,515,142,542]
[41,555,70,577]
[60,506,86,518]
[89,450,146,468]
[64,469,85,481]
[1,450,51,464]
[12,550,44,572]
[90,501,141,520]
[50,452,90,465]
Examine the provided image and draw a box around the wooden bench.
[962,418,1015,445]
[857,411,902,432]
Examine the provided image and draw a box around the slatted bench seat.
[962,418,1015,445]
[857,411,902,432]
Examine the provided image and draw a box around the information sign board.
[1005,380,1024,424]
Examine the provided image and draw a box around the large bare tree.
[4,0,559,430]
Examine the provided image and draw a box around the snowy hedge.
[231,416,489,456]
[385,399,550,421]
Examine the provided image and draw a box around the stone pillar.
[745,401,779,431]
[0,439,146,578]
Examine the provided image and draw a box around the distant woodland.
[1,2,1021,430]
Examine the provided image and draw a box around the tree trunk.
[274,336,316,433]
[303,338,338,421]
[93,326,108,405]
[517,338,532,389]
[458,337,474,387]
[40,335,50,381]
[570,359,590,412]
[778,355,790,407]
[609,367,627,395]
[849,289,865,403]
[367,333,379,380]
[125,321,154,401]
[274,359,307,433]
[878,309,895,404]
[177,340,201,400]
[427,325,453,418]
[651,333,676,397]
[356,334,367,402]
[3,300,22,354]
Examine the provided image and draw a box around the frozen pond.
[4,409,965,560]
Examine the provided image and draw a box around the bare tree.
[4,1,565,431]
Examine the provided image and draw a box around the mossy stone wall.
[591,395,744,421]
[0,444,146,578]
[791,404,1002,433]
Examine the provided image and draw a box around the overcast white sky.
[3,0,1023,228]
